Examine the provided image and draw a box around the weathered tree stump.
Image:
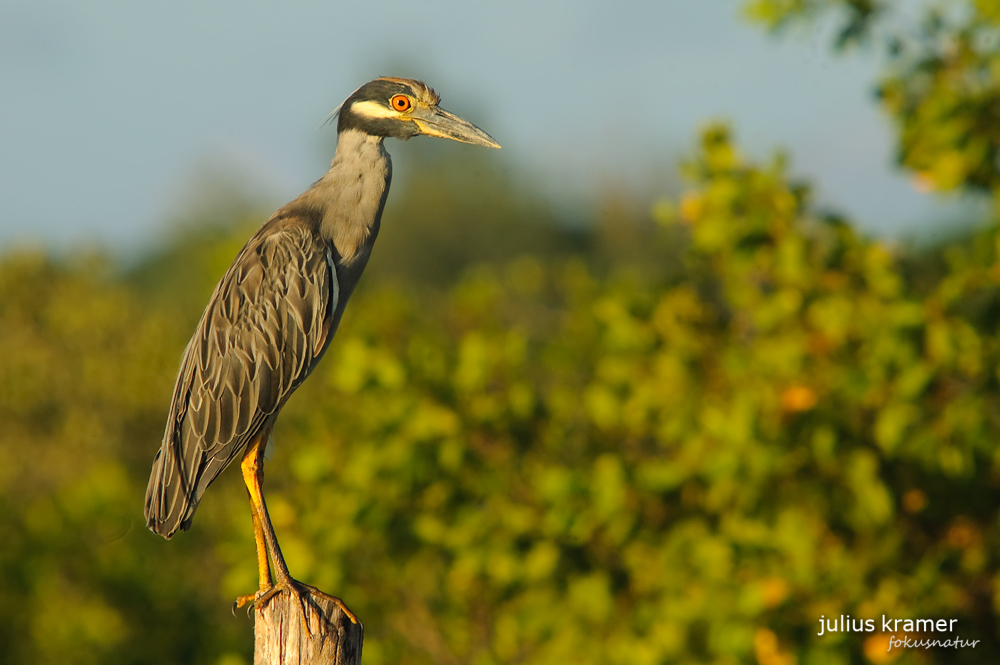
[253,583,363,665]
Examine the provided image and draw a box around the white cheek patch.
[350,100,399,119]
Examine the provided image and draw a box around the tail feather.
[144,429,246,538]
[144,445,200,539]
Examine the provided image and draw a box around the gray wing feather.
[145,219,337,538]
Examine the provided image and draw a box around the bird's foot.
[232,581,291,613]
[290,580,359,625]
[232,577,359,637]
[234,591,261,612]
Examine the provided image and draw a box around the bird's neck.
[300,129,392,264]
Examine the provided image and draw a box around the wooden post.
[253,584,363,665]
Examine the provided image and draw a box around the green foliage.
[744,0,883,48]
[269,125,1000,665]
[745,0,1000,203]
[0,251,254,664]
[6,120,998,663]
[879,4,1000,199]
[373,144,581,287]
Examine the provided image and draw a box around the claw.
[330,595,359,625]
[235,579,315,638]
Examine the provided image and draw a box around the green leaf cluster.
[745,0,1000,202]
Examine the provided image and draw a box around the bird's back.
[145,214,338,537]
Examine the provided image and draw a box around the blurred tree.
[0,251,254,664]
[746,0,1000,203]
[240,124,998,664]
[373,142,580,287]
[4,130,1000,664]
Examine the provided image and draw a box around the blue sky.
[0,0,969,253]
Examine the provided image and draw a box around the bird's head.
[333,77,500,149]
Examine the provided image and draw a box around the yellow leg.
[235,434,273,609]
[233,427,359,628]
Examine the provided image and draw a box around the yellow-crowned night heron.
[144,77,499,611]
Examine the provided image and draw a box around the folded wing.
[144,218,337,538]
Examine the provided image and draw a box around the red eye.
[390,94,411,112]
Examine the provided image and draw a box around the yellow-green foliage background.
[3,3,1000,664]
